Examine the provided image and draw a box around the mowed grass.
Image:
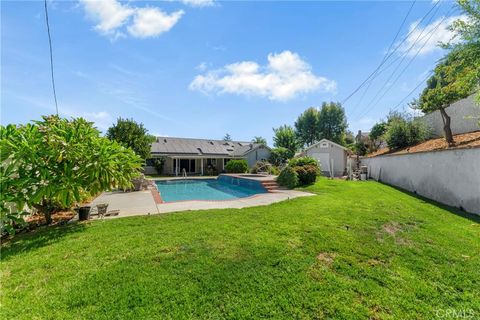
[1,179,479,319]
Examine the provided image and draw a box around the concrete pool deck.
[90,187,314,219]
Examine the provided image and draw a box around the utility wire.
[391,70,434,112]
[354,7,454,121]
[341,0,440,105]
[350,0,417,117]
[44,0,58,115]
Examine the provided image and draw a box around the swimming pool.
[155,177,267,202]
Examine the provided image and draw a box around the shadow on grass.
[382,183,480,224]
[1,222,87,261]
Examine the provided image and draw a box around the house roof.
[303,138,350,152]
[151,136,267,157]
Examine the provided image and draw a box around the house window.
[207,158,217,166]
[320,143,328,148]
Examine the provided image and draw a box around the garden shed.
[303,139,349,177]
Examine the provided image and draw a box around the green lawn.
[1,179,479,319]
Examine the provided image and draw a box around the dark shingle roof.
[151,137,262,157]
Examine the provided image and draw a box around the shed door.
[311,153,330,172]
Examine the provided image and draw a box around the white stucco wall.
[361,148,480,215]
[421,94,480,137]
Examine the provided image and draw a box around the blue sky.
[1,0,461,144]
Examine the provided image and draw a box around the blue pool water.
[155,177,266,202]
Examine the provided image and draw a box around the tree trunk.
[439,107,454,146]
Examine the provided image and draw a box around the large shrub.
[225,159,248,173]
[294,164,320,185]
[288,156,318,167]
[0,115,142,232]
[287,156,320,186]
[384,116,430,150]
[277,167,299,189]
[269,147,294,166]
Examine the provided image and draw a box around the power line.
[350,0,417,116]
[391,70,434,112]
[44,0,58,115]
[354,7,454,121]
[341,0,440,105]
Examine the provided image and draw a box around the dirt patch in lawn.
[316,252,337,266]
[377,221,419,246]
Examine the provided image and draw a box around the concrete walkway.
[89,189,314,219]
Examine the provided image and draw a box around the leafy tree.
[369,122,387,150]
[106,118,155,159]
[353,141,368,156]
[294,107,320,147]
[317,102,348,145]
[223,133,232,141]
[269,147,294,166]
[384,113,430,150]
[251,136,267,146]
[345,130,355,146]
[0,116,142,226]
[272,125,298,155]
[414,1,480,145]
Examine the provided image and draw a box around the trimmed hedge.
[225,159,248,173]
[288,156,318,167]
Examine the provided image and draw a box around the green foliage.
[384,113,430,150]
[416,43,480,114]
[0,116,142,227]
[369,122,387,150]
[318,102,348,145]
[277,166,299,189]
[353,141,368,156]
[288,156,318,167]
[295,107,320,147]
[106,118,155,160]
[153,157,166,175]
[223,133,232,141]
[224,159,248,173]
[293,164,320,185]
[287,156,320,186]
[251,136,267,146]
[269,147,294,166]
[345,130,355,146]
[272,125,298,155]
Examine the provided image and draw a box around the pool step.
[261,180,281,192]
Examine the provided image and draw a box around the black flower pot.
[78,206,91,221]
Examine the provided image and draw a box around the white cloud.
[128,7,184,38]
[81,111,113,130]
[189,51,336,101]
[399,15,466,56]
[80,0,183,39]
[196,62,208,71]
[80,0,133,38]
[180,0,215,7]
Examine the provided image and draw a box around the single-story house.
[145,137,271,175]
[302,138,350,177]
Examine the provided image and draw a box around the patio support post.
[175,158,179,176]
[201,158,204,176]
